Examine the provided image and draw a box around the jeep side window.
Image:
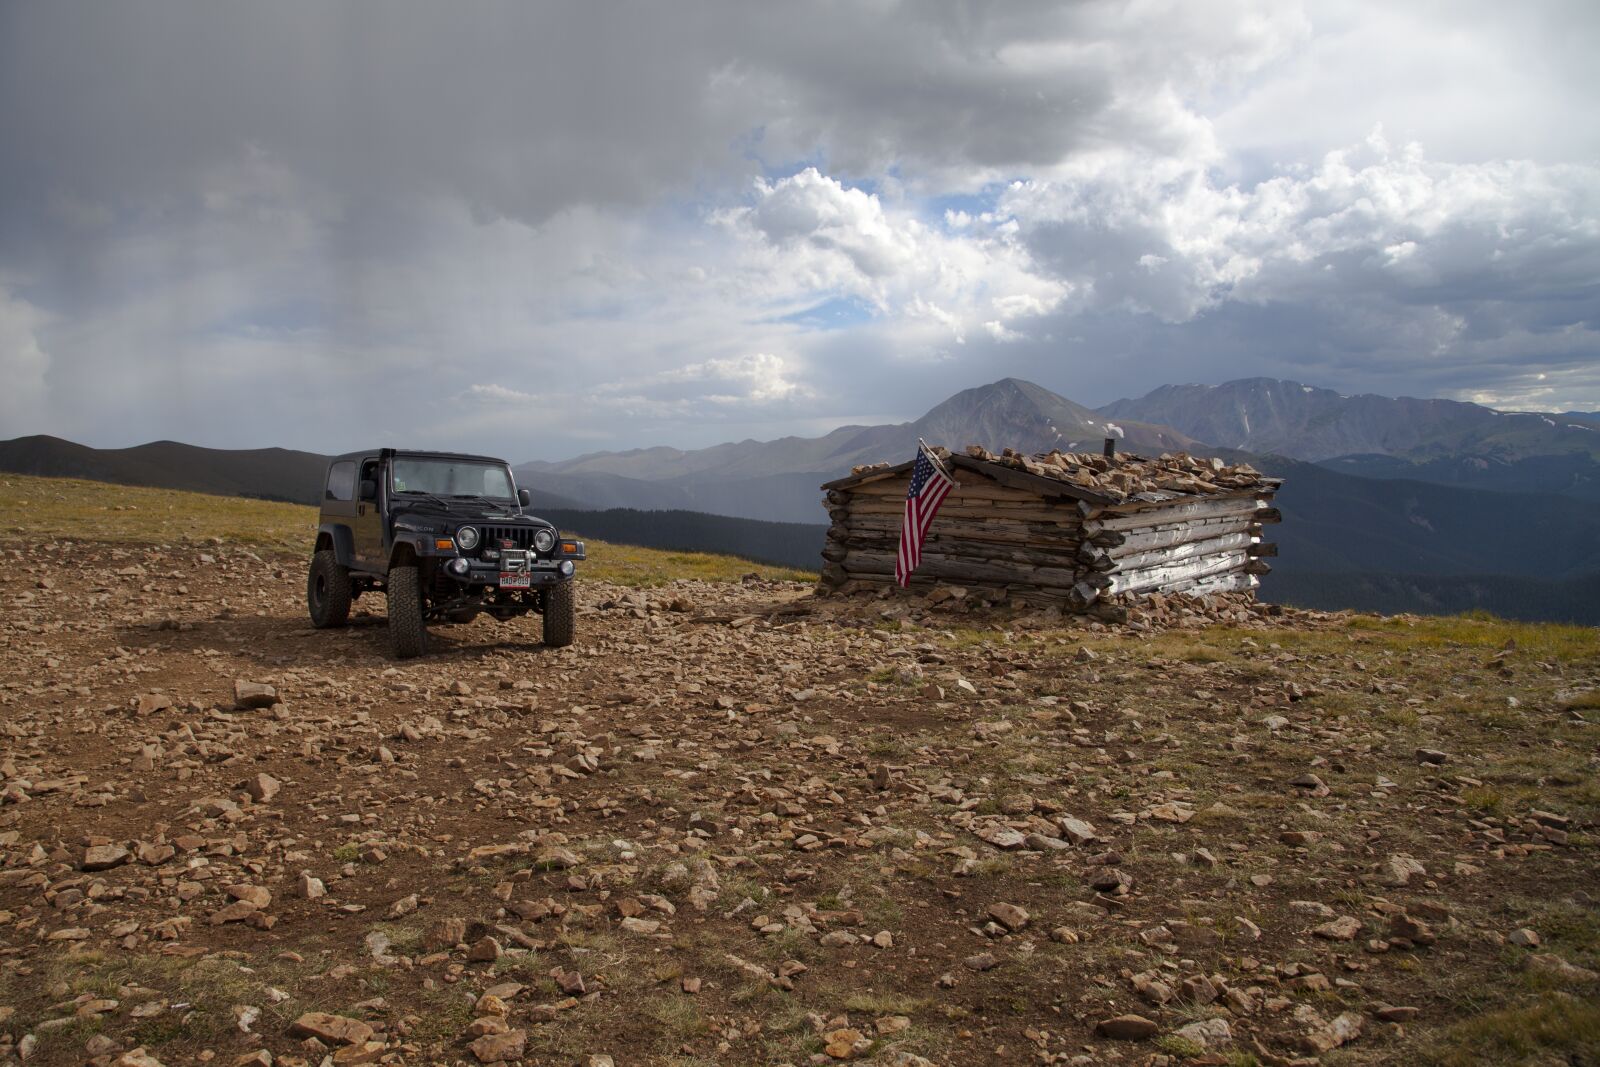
[359,460,380,500]
[325,461,356,502]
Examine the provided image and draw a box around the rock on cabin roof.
[822,444,1280,507]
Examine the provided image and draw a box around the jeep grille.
[481,525,540,553]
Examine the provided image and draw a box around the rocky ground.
[1,536,1598,1067]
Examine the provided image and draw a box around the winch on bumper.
[442,546,580,588]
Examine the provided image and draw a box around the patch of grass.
[1155,1034,1207,1058]
[1419,992,1600,1067]
[0,475,316,550]
[730,977,776,1005]
[131,1014,196,1049]
[755,926,816,964]
[1346,613,1600,660]
[407,985,478,1045]
[645,993,713,1047]
[18,951,305,1057]
[1460,785,1508,816]
[1500,897,1600,968]
[490,952,546,981]
[577,540,814,587]
[841,991,932,1015]
[368,921,425,955]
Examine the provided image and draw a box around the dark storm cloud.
[1,1,1262,236]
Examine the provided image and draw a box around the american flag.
[896,443,956,587]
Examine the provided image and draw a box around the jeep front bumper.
[441,548,575,588]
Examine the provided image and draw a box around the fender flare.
[314,523,356,568]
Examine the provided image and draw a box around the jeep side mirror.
[359,479,377,501]
[518,488,531,508]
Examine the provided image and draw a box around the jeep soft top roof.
[330,449,512,466]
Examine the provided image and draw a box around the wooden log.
[838,550,1088,589]
[836,545,1086,577]
[1105,531,1254,573]
[840,499,1088,521]
[831,514,1085,547]
[1094,488,1260,516]
[1244,559,1272,576]
[1106,551,1248,596]
[1084,495,1266,532]
[1247,542,1278,558]
[1099,515,1255,555]
[847,481,1053,506]
[1165,571,1258,596]
[1078,521,1249,565]
[836,539,1085,571]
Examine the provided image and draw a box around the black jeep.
[307,448,585,658]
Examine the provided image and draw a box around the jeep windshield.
[391,457,516,501]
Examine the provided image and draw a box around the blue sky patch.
[772,295,877,330]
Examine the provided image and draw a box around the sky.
[1,1,1597,460]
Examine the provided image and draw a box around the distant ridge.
[517,377,1198,505]
[0,435,330,505]
[0,435,589,511]
[1098,377,1600,463]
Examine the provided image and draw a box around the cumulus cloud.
[1002,131,1600,323]
[723,168,1068,347]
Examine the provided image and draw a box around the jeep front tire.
[307,549,352,628]
[388,565,428,658]
[543,580,576,648]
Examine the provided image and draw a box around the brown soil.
[1,540,1597,1067]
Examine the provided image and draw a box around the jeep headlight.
[455,525,480,551]
[533,528,556,553]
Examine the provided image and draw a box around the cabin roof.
[821,446,1280,509]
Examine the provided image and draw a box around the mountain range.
[1102,378,1600,501]
[5,375,1600,622]
[1101,377,1600,462]
[519,376,1600,515]
[514,378,1198,519]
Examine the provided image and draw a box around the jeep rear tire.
[307,549,352,628]
[543,580,576,648]
[388,565,428,658]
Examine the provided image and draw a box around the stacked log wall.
[818,465,1279,610]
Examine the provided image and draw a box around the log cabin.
[817,443,1281,613]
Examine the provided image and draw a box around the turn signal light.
[435,539,455,551]
[560,540,579,554]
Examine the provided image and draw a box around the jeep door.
[351,457,386,570]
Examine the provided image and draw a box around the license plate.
[498,571,531,589]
